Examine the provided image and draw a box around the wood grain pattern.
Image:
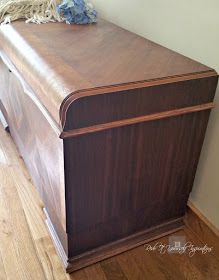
[119,247,169,279]
[0,59,67,253]
[0,125,70,280]
[64,111,211,241]
[0,19,217,127]
[0,124,219,279]
[61,103,214,138]
[100,259,128,280]
[183,228,219,279]
[0,167,46,280]
[0,19,218,273]
[62,75,218,131]
[0,52,61,134]
[65,219,184,273]
[141,230,206,280]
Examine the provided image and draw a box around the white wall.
[92,0,219,229]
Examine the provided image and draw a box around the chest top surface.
[0,19,217,127]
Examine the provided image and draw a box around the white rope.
[0,0,64,24]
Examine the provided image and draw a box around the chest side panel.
[63,76,217,257]
[64,109,211,257]
[0,57,67,251]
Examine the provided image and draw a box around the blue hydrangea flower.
[57,0,97,24]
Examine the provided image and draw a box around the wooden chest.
[0,19,218,273]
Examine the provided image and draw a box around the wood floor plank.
[0,184,22,280]
[185,207,219,260]
[11,167,48,240]
[84,264,107,280]
[0,167,46,280]
[116,250,162,280]
[128,245,173,280]
[67,260,107,279]
[68,269,88,280]
[183,228,219,280]
[138,244,186,280]
[34,236,69,280]
[144,227,219,279]
[149,229,206,280]
[0,250,7,280]
[101,259,128,280]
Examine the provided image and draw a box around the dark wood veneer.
[63,76,217,131]
[64,110,211,254]
[0,19,218,273]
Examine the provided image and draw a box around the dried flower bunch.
[57,0,97,24]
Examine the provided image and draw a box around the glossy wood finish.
[61,103,214,138]
[66,219,184,273]
[0,19,217,127]
[63,75,218,131]
[0,19,218,272]
[63,110,211,258]
[0,126,219,279]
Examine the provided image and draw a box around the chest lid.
[0,19,217,129]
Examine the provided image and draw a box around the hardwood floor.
[0,124,218,280]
